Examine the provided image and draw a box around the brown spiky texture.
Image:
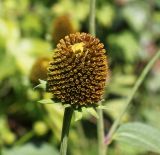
[30,57,51,86]
[47,32,108,108]
[52,15,75,45]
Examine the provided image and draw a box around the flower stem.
[0,137,2,155]
[89,0,106,155]
[14,131,34,146]
[60,107,73,155]
[89,0,96,36]
[97,107,106,155]
[106,50,160,149]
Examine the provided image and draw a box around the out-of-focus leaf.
[142,105,160,129]
[104,99,129,122]
[10,38,51,75]
[107,74,136,96]
[2,143,59,155]
[96,4,115,27]
[153,11,160,37]
[0,117,16,145]
[113,74,136,86]
[21,13,43,36]
[147,72,160,92]
[108,31,140,63]
[0,54,16,81]
[108,84,132,97]
[44,104,63,141]
[52,0,88,29]
[114,142,146,155]
[3,0,29,16]
[114,122,160,153]
[0,19,20,50]
[122,2,149,32]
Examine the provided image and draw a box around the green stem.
[0,141,2,155]
[106,50,160,147]
[14,131,34,146]
[60,107,73,155]
[97,107,106,155]
[89,0,106,155]
[0,134,2,155]
[89,0,96,36]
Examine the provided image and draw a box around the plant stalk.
[89,0,96,36]
[105,50,160,149]
[14,131,34,146]
[97,108,106,155]
[89,0,106,155]
[60,107,73,155]
[0,138,2,155]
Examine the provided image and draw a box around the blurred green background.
[0,0,160,155]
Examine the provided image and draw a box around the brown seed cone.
[30,57,51,86]
[52,15,75,45]
[47,32,108,108]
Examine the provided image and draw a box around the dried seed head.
[52,15,75,44]
[30,57,50,86]
[47,32,108,108]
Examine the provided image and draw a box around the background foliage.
[0,0,160,155]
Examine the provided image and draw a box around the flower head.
[52,15,75,44]
[30,57,50,86]
[47,32,108,108]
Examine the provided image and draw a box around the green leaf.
[34,79,47,90]
[74,110,83,121]
[38,99,54,104]
[122,2,149,32]
[108,31,140,63]
[96,4,115,27]
[103,99,129,122]
[2,143,59,155]
[114,122,160,153]
[86,107,99,119]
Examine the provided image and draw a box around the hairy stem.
[106,50,160,149]
[60,107,73,155]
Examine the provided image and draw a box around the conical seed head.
[52,15,75,44]
[30,57,50,86]
[47,32,108,108]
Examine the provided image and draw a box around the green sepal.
[64,104,71,108]
[97,105,112,110]
[74,110,83,121]
[86,107,99,119]
[34,79,47,90]
[38,99,54,104]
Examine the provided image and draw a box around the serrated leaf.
[34,79,47,90]
[38,99,54,104]
[86,107,99,119]
[74,110,83,121]
[114,122,160,153]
